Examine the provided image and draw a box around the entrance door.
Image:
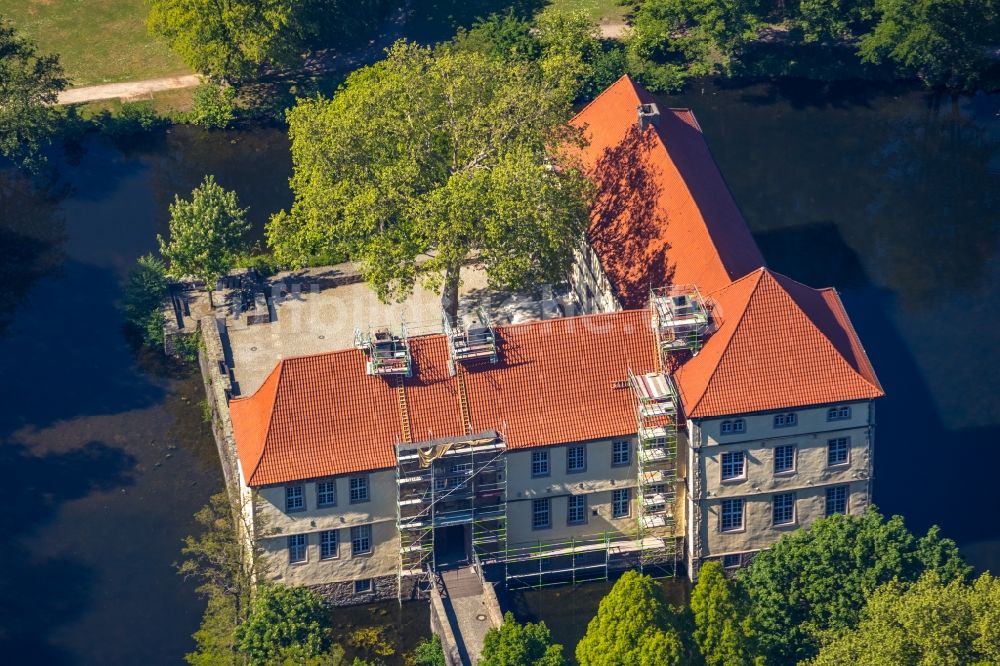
[434,524,469,570]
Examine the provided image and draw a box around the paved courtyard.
[223,263,579,395]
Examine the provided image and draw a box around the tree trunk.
[440,263,461,323]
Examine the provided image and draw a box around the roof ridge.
[684,269,765,416]
[570,74,639,123]
[764,271,884,397]
[247,359,285,485]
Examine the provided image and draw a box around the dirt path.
[57,74,201,105]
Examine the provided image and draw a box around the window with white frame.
[434,475,447,491]
[723,553,741,569]
[531,450,550,477]
[773,412,797,428]
[349,476,369,503]
[532,498,551,529]
[612,440,630,466]
[720,419,746,435]
[288,534,307,563]
[316,480,337,508]
[720,451,746,481]
[567,445,586,473]
[827,437,850,466]
[612,488,630,518]
[351,524,372,556]
[319,530,338,560]
[826,486,848,516]
[774,444,796,474]
[354,579,372,594]
[567,495,587,525]
[772,493,796,525]
[285,484,305,512]
[721,498,744,532]
[827,405,852,421]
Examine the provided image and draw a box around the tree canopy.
[738,508,970,665]
[0,17,67,172]
[148,0,296,82]
[575,571,691,666]
[809,572,1000,666]
[121,254,169,348]
[479,612,566,666]
[268,40,590,318]
[690,561,756,666]
[158,175,249,304]
[236,585,331,666]
[858,0,1000,90]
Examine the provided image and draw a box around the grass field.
[0,0,189,87]
[546,0,626,22]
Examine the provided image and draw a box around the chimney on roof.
[637,103,660,131]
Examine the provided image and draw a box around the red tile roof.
[674,268,884,418]
[571,75,764,307]
[231,310,658,486]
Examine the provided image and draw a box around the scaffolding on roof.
[395,430,508,602]
[444,307,498,365]
[650,284,710,360]
[355,323,412,377]
[630,369,681,570]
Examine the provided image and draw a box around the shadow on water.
[0,441,136,662]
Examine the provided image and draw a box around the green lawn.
[0,0,189,87]
[546,0,626,22]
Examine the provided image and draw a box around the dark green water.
[0,80,997,663]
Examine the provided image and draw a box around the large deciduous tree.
[147,0,295,82]
[809,572,1000,666]
[738,507,970,665]
[0,18,67,172]
[575,571,692,666]
[267,40,590,319]
[158,175,249,306]
[235,585,332,666]
[479,612,566,666]
[858,0,998,91]
[690,560,756,666]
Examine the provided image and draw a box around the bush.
[122,254,169,348]
[411,635,446,666]
[236,585,331,666]
[97,102,167,138]
[579,45,629,101]
[191,83,238,129]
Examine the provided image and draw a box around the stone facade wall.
[309,574,402,607]
[568,241,621,314]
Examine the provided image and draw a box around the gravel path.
[57,74,201,105]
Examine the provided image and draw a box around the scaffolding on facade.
[650,284,710,359]
[444,307,498,365]
[355,323,412,377]
[395,430,508,601]
[630,370,681,570]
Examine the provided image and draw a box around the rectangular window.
[354,579,372,594]
[316,480,337,508]
[349,476,369,503]
[772,493,796,525]
[434,476,447,491]
[612,488,630,518]
[826,486,848,516]
[531,450,550,477]
[773,412,798,428]
[567,495,587,525]
[285,485,305,513]
[720,451,746,481]
[567,445,586,473]
[288,534,307,563]
[827,405,852,421]
[774,444,796,474]
[723,553,741,569]
[721,498,744,532]
[532,498,551,530]
[319,530,339,560]
[612,440,630,467]
[720,419,746,435]
[351,524,372,556]
[827,438,850,466]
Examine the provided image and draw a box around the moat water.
[0,80,997,663]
